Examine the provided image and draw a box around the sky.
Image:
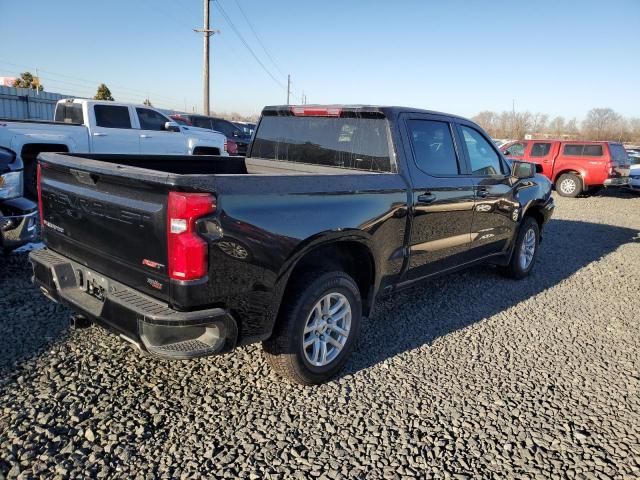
[1,0,639,119]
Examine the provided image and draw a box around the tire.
[262,271,362,385]
[24,160,38,200]
[556,173,582,197]
[500,217,540,280]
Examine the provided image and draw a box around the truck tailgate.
[39,159,171,301]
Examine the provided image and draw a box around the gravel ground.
[1,191,639,479]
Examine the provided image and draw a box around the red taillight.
[223,138,228,153]
[226,139,238,155]
[291,106,341,117]
[37,163,44,227]
[167,192,216,280]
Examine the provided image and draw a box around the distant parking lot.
[1,191,639,479]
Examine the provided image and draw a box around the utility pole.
[286,74,291,105]
[194,0,219,116]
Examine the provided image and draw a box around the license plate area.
[81,270,109,303]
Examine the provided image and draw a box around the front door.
[401,114,476,282]
[457,123,518,257]
[527,141,556,178]
[136,108,185,154]
[90,104,140,153]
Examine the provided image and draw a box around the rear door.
[90,105,140,153]
[528,141,555,178]
[136,107,185,154]
[456,123,518,257]
[400,113,476,281]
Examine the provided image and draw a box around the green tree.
[94,84,114,101]
[13,71,43,91]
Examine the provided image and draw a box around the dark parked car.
[0,147,38,253]
[170,114,251,156]
[31,105,554,384]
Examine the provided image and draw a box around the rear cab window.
[251,111,395,172]
[94,105,132,129]
[55,103,84,124]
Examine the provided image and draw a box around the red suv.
[501,140,630,197]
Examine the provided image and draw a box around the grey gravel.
[1,190,640,479]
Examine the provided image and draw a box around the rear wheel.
[262,271,362,385]
[500,217,540,279]
[556,173,582,197]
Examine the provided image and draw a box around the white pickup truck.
[0,98,228,198]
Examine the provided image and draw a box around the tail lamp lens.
[167,192,216,280]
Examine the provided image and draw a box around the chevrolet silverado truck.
[0,98,228,199]
[0,147,38,253]
[30,105,555,384]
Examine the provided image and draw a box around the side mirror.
[502,149,510,156]
[164,121,181,132]
[511,161,536,179]
[232,130,240,137]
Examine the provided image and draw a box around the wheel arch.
[276,234,377,322]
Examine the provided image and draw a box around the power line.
[231,0,286,79]
[213,1,287,91]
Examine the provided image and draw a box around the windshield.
[251,114,394,172]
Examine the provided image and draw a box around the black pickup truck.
[30,105,555,384]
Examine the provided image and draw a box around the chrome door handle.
[92,132,106,136]
[140,134,152,139]
[477,188,488,198]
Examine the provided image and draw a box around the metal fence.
[0,86,70,120]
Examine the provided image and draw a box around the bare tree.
[530,113,549,135]
[582,108,622,140]
[472,111,498,137]
[547,116,565,137]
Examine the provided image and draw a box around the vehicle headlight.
[0,171,23,199]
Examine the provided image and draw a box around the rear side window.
[191,117,213,129]
[94,105,131,129]
[460,126,504,175]
[136,108,169,131]
[212,119,236,137]
[251,115,393,172]
[530,142,552,157]
[563,144,603,156]
[407,119,459,175]
[54,103,84,124]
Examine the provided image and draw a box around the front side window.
[505,142,526,156]
[251,114,393,172]
[407,119,459,176]
[94,105,131,129]
[213,120,236,137]
[460,126,503,175]
[137,108,169,131]
[530,142,552,157]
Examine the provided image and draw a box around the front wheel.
[262,271,362,385]
[500,217,540,279]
